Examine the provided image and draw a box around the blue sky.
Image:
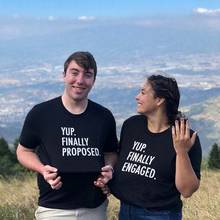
[0,0,220,17]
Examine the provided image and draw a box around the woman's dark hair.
[63,51,97,79]
[147,74,184,125]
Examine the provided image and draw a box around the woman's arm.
[172,119,200,198]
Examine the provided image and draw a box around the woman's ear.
[156,97,165,106]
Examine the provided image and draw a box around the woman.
[110,74,202,220]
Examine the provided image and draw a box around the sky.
[0,0,219,61]
[0,0,220,18]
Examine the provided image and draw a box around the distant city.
[0,16,220,154]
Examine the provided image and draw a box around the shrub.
[208,143,220,169]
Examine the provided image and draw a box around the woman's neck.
[146,114,169,133]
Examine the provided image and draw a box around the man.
[17,51,118,220]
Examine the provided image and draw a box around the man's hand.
[42,165,62,190]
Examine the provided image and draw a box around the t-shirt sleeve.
[118,120,126,154]
[189,134,202,180]
[19,106,41,149]
[103,111,119,153]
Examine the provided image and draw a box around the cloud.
[134,19,163,27]
[77,16,96,21]
[48,16,56,21]
[194,8,220,16]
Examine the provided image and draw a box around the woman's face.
[135,80,159,115]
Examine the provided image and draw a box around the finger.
[98,182,105,187]
[97,176,108,185]
[190,131,197,146]
[44,172,58,181]
[94,181,99,187]
[94,178,104,185]
[51,181,63,190]
[175,120,180,137]
[96,177,104,183]
[101,165,114,173]
[172,126,176,138]
[44,165,58,173]
[94,180,105,188]
[185,120,190,138]
[180,118,185,137]
[101,171,112,180]
[50,176,61,187]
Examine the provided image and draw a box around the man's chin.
[72,95,88,102]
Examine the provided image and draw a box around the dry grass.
[0,170,219,220]
[182,169,220,220]
[0,174,37,219]
[108,169,220,220]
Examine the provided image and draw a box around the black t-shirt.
[110,115,202,211]
[19,97,118,209]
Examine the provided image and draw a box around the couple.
[17,51,202,220]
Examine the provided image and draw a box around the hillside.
[0,86,219,155]
[183,95,220,154]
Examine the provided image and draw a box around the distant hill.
[182,95,220,154]
[0,17,220,155]
[91,86,220,155]
[0,84,219,155]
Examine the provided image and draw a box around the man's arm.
[17,144,62,189]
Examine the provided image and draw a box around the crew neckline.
[59,96,90,117]
[142,116,171,136]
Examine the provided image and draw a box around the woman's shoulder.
[123,114,145,126]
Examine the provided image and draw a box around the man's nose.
[76,73,84,84]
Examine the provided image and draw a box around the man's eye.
[85,72,93,78]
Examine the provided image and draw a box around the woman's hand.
[172,119,197,154]
[94,165,113,195]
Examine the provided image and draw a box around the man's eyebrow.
[69,68,79,72]
[85,70,94,74]
[69,68,94,74]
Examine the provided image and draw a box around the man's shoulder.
[31,96,61,112]
[88,99,113,116]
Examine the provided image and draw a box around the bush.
[208,143,220,169]
[0,137,27,177]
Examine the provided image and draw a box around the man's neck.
[61,94,88,115]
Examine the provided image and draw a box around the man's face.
[63,60,95,103]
